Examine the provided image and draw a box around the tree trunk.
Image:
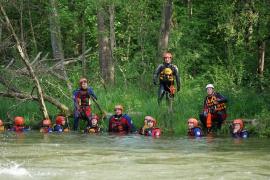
[0,4,49,119]
[81,13,86,77]
[27,0,37,54]
[257,40,265,75]
[49,0,72,90]
[97,7,114,85]
[187,0,192,18]
[158,0,173,58]
[109,4,115,84]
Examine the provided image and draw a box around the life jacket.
[109,115,131,133]
[40,127,53,133]
[188,127,203,137]
[159,66,174,82]
[205,95,226,112]
[13,126,25,132]
[232,130,248,138]
[76,90,91,106]
[86,126,100,133]
[144,127,161,137]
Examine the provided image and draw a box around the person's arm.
[108,117,112,132]
[123,114,136,132]
[73,90,81,110]
[172,65,181,91]
[216,93,227,103]
[88,87,97,100]
[153,64,162,85]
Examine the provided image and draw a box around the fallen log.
[0,91,71,116]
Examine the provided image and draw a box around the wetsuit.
[153,63,180,104]
[232,130,248,138]
[73,87,97,131]
[108,114,135,133]
[199,92,227,130]
[188,127,203,137]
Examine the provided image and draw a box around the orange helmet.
[233,119,244,130]
[91,114,99,121]
[0,119,3,126]
[163,52,172,59]
[188,118,199,127]
[43,119,52,126]
[79,78,87,85]
[55,116,65,125]
[114,105,124,111]
[145,116,157,127]
[14,116,25,126]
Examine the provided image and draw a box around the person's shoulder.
[73,88,80,95]
[122,114,131,119]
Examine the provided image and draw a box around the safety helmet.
[43,119,52,126]
[145,116,157,127]
[233,119,244,130]
[79,78,87,86]
[91,114,99,121]
[114,105,124,111]
[0,119,3,126]
[205,84,214,89]
[163,52,172,59]
[55,116,65,125]
[14,116,25,126]
[187,118,199,127]
[164,68,173,75]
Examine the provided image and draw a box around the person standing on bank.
[153,52,181,104]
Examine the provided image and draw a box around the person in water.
[53,115,69,132]
[0,119,5,132]
[10,116,30,132]
[108,105,136,134]
[231,119,248,138]
[85,114,101,133]
[40,119,53,133]
[199,84,227,133]
[73,78,98,131]
[140,116,161,137]
[187,118,203,137]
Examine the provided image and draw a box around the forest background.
[0,0,269,136]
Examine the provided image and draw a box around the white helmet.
[205,84,214,89]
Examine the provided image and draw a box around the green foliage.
[0,0,270,136]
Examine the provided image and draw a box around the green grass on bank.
[0,79,270,137]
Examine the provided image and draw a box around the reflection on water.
[0,132,270,180]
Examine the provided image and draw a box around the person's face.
[164,57,172,64]
[147,121,154,128]
[91,119,98,126]
[61,120,66,126]
[207,87,214,96]
[188,122,194,129]
[234,124,241,132]
[115,108,122,116]
[81,81,88,90]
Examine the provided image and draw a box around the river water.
[0,132,270,180]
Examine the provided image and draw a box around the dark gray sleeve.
[173,65,181,88]
[153,64,163,84]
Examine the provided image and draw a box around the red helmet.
[14,116,25,126]
[233,119,244,130]
[43,119,52,126]
[91,114,99,121]
[145,116,157,127]
[55,116,65,125]
[188,118,198,127]
[163,52,172,59]
[0,119,3,126]
[114,105,124,111]
[79,78,87,86]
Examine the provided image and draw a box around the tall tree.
[49,0,72,90]
[97,6,114,85]
[158,0,173,57]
